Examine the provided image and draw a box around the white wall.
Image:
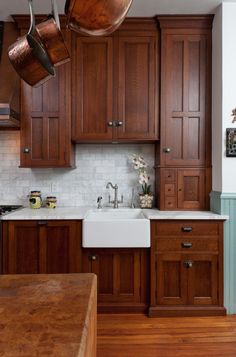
[212,5,223,191]
[221,2,236,192]
[0,132,155,207]
[212,2,236,193]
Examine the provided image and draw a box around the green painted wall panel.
[210,191,236,314]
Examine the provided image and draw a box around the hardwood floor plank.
[98,314,236,357]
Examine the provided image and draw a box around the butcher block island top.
[0,273,97,357]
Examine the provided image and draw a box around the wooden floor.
[97,314,236,357]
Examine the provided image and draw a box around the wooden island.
[0,273,97,357]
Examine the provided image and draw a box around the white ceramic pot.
[139,194,154,209]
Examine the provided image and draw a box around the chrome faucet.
[106,182,123,208]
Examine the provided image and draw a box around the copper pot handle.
[51,0,61,30]
[28,0,36,36]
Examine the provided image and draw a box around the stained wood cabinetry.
[2,220,82,274]
[157,167,210,210]
[156,16,213,210]
[149,220,226,317]
[82,248,149,312]
[72,19,158,142]
[13,16,74,168]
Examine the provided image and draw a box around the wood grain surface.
[97,313,236,357]
[0,274,97,357]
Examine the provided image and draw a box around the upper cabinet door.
[161,32,211,167]
[20,30,74,168]
[72,36,114,141]
[116,35,158,141]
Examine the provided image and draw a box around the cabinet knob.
[163,147,171,153]
[112,120,123,127]
[89,254,98,261]
[184,260,193,268]
[23,147,30,154]
[107,121,113,127]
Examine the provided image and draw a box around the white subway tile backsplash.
[0,132,155,207]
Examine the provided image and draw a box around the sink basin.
[83,209,150,248]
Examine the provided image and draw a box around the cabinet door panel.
[42,221,82,274]
[156,253,188,305]
[162,34,208,166]
[116,36,157,140]
[178,169,205,209]
[188,254,218,305]
[21,61,72,167]
[83,248,142,303]
[72,36,113,141]
[3,221,40,274]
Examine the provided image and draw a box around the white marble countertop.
[1,207,228,220]
[143,209,228,220]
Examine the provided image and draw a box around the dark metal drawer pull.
[182,227,192,232]
[181,242,192,248]
[37,220,48,226]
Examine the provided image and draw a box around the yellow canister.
[29,191,42,209]
[46,196,57,209]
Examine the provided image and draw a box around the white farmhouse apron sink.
[83,209,150,248]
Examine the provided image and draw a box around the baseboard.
[148,306,227,317]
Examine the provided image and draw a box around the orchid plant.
[130,154,152,195]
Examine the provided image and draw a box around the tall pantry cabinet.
[156,16,213,210]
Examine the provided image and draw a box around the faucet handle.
[108,194,111,204]
[97,196,103,209]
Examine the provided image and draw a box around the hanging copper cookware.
[8,0,55,87]
[36,0,70,67]
[64,0,133,36]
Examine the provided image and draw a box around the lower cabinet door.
[187,253,219,305]
[82,248,143,304]
[3,220,82,274]
[41,221,82,274]
[156,253,188,305]
[3,221,40,274]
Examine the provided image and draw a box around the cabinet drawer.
[164,197,176,209]
[154,237,219,252]
[164,169,176,182]
[153,221,220,236]
[164,184,175,196]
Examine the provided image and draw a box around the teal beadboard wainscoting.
[210,191,236,314]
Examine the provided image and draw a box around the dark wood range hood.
[0,22,20,128]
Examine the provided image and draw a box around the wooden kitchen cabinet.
[72,18,158,142]
[82,248,149,313]
[149,220,226,317]
[158,17,212,167]
[2,220,82,274]
[155,16,213,210]
[13,16,74,168]
[157,167,209,210]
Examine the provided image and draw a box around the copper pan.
[36,0,70,67]
[8,0,55,87]
[64,0,133,36]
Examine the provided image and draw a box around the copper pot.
[8,0,55,87]
[64,0,133,36]
[36,0,70,67]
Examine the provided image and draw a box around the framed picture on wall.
[226,128,236,157]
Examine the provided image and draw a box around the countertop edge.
[0,207,229,221]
